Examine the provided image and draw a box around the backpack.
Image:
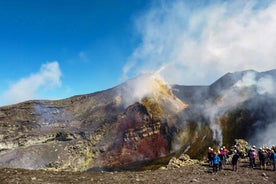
[252,151,257,158]
[213,155,220,164]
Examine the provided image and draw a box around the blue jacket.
[271,153,276,161]
[213,155,220,164]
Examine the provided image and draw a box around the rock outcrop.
[167,154,199,169]
[101,102,173,169]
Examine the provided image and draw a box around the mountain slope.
[0,87,124,171]
[0,70,276,171]
[0,74,188,171]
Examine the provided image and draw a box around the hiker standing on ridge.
[259,148,268,170]
[231,145,241,156]
[218,149,223,170]
[220,146,229,165]
[248,146,257,168]
[207,147,214,167]
[272,145,276,152]
[212,151,220,173]
[266,147,272,166]
[231,150,240,171]
[271,149,276,171]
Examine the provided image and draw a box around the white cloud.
[0,61,62,106]
[123,0,276,85]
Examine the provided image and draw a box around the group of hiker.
[207,144,276,173]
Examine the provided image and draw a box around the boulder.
[234,139,249,157]
[167,154,199,169]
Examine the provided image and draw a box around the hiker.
[207,147,214,167]
[272,145,276,152]
[248,146,257,168]
[259,148,268,170]
[220,146,229,165]
[231,150,240,171]
[258,148,263,166]
[270,150,276,171]
[232,145,241,156]
[218,149,223,170]
[266,147,272,166]
[212,151,220,173]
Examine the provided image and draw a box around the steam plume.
[124,0,276,85]
[203,71,276,145]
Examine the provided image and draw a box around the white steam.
[235,72,276,95]
[252,121,276,146]
[118,72,187,118]
[124,0,276,85]
[119,73,168,107]
[205,71,276,145]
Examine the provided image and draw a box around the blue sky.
[1,0,276,106]
[0,0,150,105]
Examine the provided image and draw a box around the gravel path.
[0,161,275,184]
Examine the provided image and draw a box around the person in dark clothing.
[259,149,268,170]
[258,148,263,166]
[272,145,276,152]
[207,147,214,167]
[218,150,223,170]
[231,145,241,157]
[232,150,240,171]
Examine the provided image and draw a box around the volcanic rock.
[167,154,199,169]
[0,70,276,172]
[234,139,249,157]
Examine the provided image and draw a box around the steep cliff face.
[100,102,172,169]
